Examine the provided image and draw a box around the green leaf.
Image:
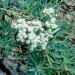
[2,0,9,8]
[63,0,68,3]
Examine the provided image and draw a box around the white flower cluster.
[43,7,54,15]
[13,7,58,51]
[43,7,58,29]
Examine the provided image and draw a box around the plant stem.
[57,71,60,75]
[0,8,31,19]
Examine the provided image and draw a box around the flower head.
[13,7,59,51]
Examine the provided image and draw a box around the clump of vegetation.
[0,0,75,75]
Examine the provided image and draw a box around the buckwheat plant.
[13,7,59,51]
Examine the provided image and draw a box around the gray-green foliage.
[0,0,75,75]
